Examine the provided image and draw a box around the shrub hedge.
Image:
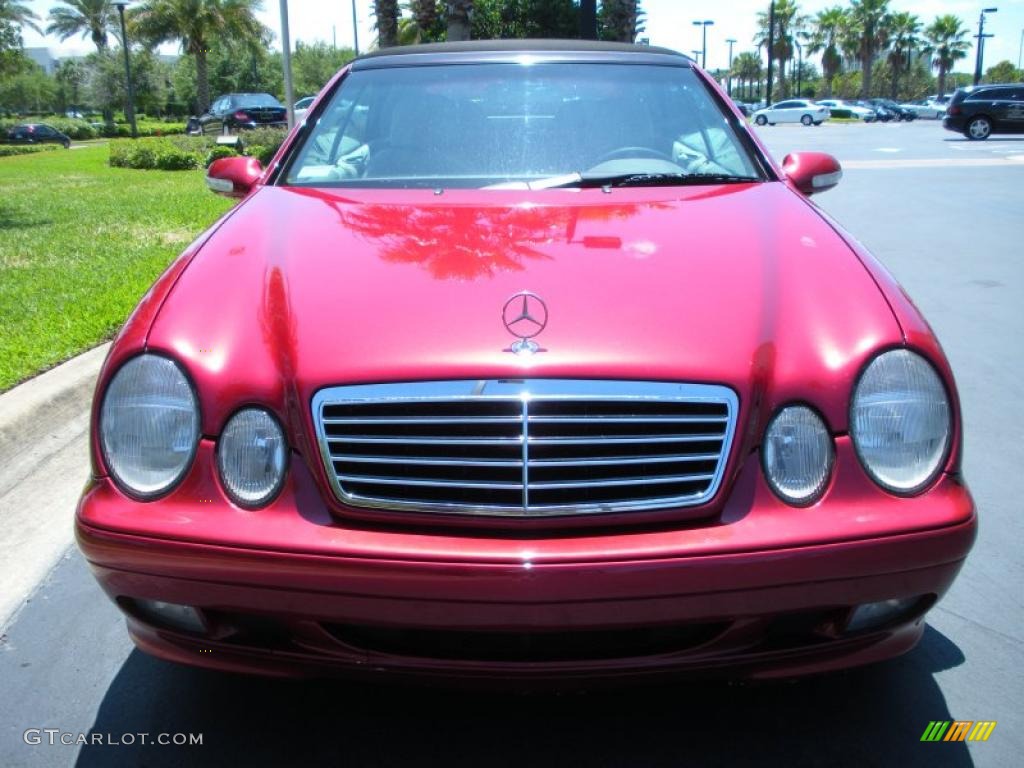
[107,128,288,171]
[0,118,189,141]
[0,144,60,158]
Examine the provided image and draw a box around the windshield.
[235,93,283,108]
[284,62,761,188]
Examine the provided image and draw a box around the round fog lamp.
[217,408,287,507]
[762,405,834,505]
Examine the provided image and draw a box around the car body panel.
[77,41,974,680]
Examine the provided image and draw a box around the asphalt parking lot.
[1,119,1021,768]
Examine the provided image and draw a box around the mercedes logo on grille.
[502,291,548,355]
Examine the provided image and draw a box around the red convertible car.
[76,41,975,683]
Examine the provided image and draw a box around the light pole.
[794,39,803,97]
[1018,28,1023,70]
[279,0,295,128]
[766,1,776,106]
[112,2,137,139]
[973,7,997,85]
[726,38,736,96]
[692,20,714,69]
[351,0,359,56]
[692,49,702,64]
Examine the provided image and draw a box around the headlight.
[851,349,951,494]
[217,408,287,508]
[762,405,834,505]
[100,355,199,499]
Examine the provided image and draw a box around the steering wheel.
[593,146,676,165]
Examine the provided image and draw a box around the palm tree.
[374,0,398,47]
[924,14,969,98]
[848,0,890,98]
[0,0,41,33]
[46,0,115,52]
[407,0,437,43]
[886,11,921,99]
[445,0,472,42]
[755,0,802,99]
[131,0,267,114]
[805,6,846,97]
[598,0,643,43]
[731,51,762,101]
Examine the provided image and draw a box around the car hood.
[149,183,900,441]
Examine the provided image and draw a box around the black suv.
[188,93,287,136]
[4,123,71,148]
[944,84,1024,140]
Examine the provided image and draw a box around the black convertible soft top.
[352,39,691,69]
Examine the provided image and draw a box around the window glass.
[285,62,760,188]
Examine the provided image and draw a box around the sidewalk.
[0,343,108,630]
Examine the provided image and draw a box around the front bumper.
[76,438,976,682]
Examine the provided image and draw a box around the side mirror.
[781,152,842,196]
[205,156,263,199]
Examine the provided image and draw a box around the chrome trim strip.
[312,380,739,518]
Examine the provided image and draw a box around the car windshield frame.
[273,55,773,190]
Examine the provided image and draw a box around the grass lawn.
[0,146,234,391]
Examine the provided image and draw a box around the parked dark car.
[944,84,1024,140]
[190,93,287,135]
[4,123,71,148]
[865,99,916,121]
[731,98,752,117]
[855,100,896,122]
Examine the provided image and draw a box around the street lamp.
[973,7,997,86]
[793,39,803,97]
[279,0,295,129]
[766,0,776,106]
[692,20,714,69]
[725,38,737,96]
[351,0,359,56]
[112,2,137,139]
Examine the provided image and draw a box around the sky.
[17,0,1024,75]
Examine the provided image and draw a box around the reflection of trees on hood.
[337,205,559,281]
[328,200,661,282]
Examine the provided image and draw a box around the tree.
[0,20,27,81]
[373,0,398,47]
[446,0,473,42]
[405,0,441,43]
[848,0,890,98]
[731,51,762,101]
[885,12,921,99]
[46,0,116,51]
[598,0,643,43]
[131,0,268,114]
[291,41,354,96]
[0,0,41,34]
[924,14,969,98]
[806,6,846,97]
[755,0,803,99]
[0,61,56,112]
[54,57,88,111]
[982,60,1023,84]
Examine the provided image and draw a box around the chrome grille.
[312,380,738,517]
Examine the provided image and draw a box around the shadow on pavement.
[76,625,972,768]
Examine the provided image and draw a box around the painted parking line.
[843,157,1024,169]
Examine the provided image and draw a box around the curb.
[0,343,109,498]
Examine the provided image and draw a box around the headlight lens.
[100,355,199,498]
[763,405,834,505]
[851,349,951,494]
[217,408,287,507]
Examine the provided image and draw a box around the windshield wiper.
[553,172,760,189]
